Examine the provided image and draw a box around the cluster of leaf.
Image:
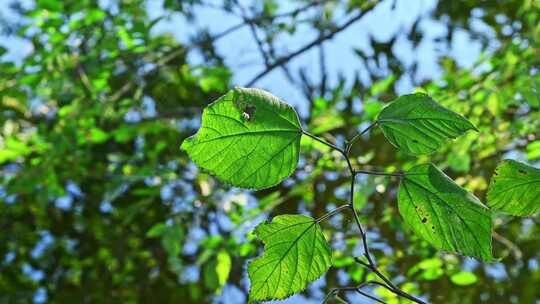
[182,87,540,301]
[1,0,539,303]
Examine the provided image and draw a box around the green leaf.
[408,257,444,281]
[526,140,540,160]
[216,250,232,287]
[450,271,478,286]
[398,164,493,260]
[248,214,332,301]
[203,251,231,291]
[181,87,302,190]
[146,223,167,237]
[88,128,109,143]
[161,225,184,257]
[369,74,396,96]
[377,93,477,155]
[487,160,540,216]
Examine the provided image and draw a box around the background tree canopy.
[0,0,539,303]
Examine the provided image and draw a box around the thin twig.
[493,231,522,259]
[349,176,376,266]
[318,41,327,97]
[353,256,427,304]
[323,281,386,304]
[346,122,377,156]
[302,130,345,154]
[305,130,427,304]
[356,289,385,303]
[214,0,322,41]
[302,130,355,175]
[316,204,350,223]
[355,169,404,177]
[236,0,309,100]
[245,1,380,86]
[235,1,271,67]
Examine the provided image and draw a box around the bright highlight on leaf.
[248,214,332,301]
[181,87,302,190]
[450,271,478,286]
[377,93,477,155]
[487,160,540,216]
[398,164,493,261]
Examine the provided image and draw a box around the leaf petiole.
[316,204,350,223]
[346,122,377,156]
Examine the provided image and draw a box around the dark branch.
[304,129,426,304]
[346,122,377,156]
[245,1,380,87]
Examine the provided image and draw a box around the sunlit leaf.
[203,250,231,291]
[409,257,444,281]
[181,87,302,190]
[370,74,396,96]
[450,271,478,286]
[526,141,540,160]
[398,163,493,260]
[248,214,332,301]
[216,250,232,287]
[88,127,109,143]
[487,160,540,216]
[377,93,477,154]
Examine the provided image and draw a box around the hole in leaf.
[242,105,257,121]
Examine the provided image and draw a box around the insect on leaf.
[398,163,493,261]
[181,87,302,190]
[487,159,540,216]
[377,93,477,155]
[248,214,332,301]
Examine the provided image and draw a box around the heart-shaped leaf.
[181,87,302,190]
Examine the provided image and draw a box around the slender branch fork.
[305,128,426,304]
[245,0,380,87]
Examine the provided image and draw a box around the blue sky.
[0,0,490,116]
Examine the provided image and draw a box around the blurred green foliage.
[0,0,539,303]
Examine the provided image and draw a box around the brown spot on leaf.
[422,217,427,223]
[518,169,527,175]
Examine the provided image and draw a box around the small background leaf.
[450,271,478,286]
